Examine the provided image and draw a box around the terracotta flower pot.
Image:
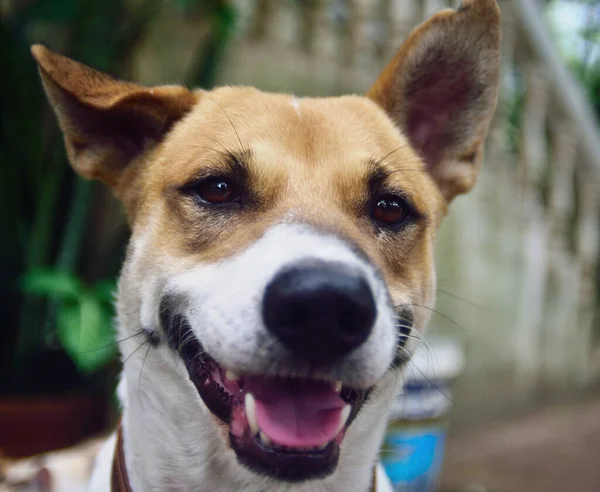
[0,393,107,458]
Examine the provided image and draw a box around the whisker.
[122,340,150,365]
[403,303,467,333]
[414,336,436,373]
[189,144,236,161]
[436,287,481,308]
[395,313,414,324]
[138,342,153,401]
[206,95,246,152]
[177,316,187,352]
[373,143,410,166]
[401,333,424,343]
[78,329,145,354]
[396,346,454,405]
[387,167,429,175]
[376,364,402,415]
[180,328,197,350]
[193,351,207,363]
[203,135,235,156]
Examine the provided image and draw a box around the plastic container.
[381,336,464,492]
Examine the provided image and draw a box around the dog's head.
[33,0,500,485]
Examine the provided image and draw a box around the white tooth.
[245,393,259,435]
[341,404,351,424]
[335,405,351,436]
[333,381,342,393]
[225,369,240,381]
[259,431,272,446]
[317,443,328,450]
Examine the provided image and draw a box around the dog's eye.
[195,178,236,204]
[372,195,408,225]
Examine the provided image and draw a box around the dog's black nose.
[262,261,376,364]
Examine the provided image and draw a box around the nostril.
[287,303,309,330]
[339,311,356,334]
[341,310,370,337]
[339,299,375,345]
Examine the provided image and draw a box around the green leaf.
[21,268,82,300]
[56,293,116,374]
[579,26,600,43]
[94,280,117,305]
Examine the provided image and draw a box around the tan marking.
[31,0,500,321]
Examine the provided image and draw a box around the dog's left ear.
[31,45,198,190]
[368,0,501,202]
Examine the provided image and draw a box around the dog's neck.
[113,423,378,492]
[118,361,398,492]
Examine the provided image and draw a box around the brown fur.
[30,2,501,489]
[367,0,501,201]
[31,45,198,189]
[31,0,501,355]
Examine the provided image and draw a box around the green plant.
[0,0,237,397]
[21,270,117,374]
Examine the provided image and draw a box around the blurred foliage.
[547,0,600,117]
[570,51,600,122]
[506,82,525,157]
[2,0,596,399]
[505,1,600,159]
[21,270,117,374]
[0,0,236,396]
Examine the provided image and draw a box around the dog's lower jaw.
[100,366,400,492]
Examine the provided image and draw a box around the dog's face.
[33,0,500,485]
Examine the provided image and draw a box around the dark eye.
[372,195,408,225]
[194,177,236,204]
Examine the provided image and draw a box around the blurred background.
[1,0,599,491]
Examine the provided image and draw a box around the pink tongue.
[244,377,346,448]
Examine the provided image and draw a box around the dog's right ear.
[367,0,501,203]
[31,45,198,189]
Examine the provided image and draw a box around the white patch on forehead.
[283,209,299,222]
[290,95,301,116]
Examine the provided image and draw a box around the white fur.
[89,434,115,491]
[290,96,301,115]
[90,222,406,491]
[167,224,398,387]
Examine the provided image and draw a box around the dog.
[31,0,500,490]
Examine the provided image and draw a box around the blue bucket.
[381,336,464,492]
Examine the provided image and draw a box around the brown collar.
[370,465,377,492]
[111,423,378,492]
[111,424,132,492]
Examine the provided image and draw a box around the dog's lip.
[227,371,351,448]
[165,314,372,479]
[188,352,366,445]
[211,362,367,481]
[175,331,370,480]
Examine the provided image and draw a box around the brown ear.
[31,45,198,188]
[368,0,501,202]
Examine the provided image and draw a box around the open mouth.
[171,316,370,481]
